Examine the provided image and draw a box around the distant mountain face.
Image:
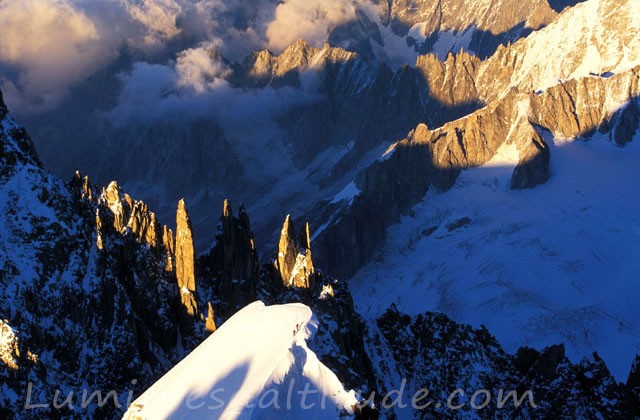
[375,0,558,58]
[15,0,636,257]
[8,0,571,252]
[312,0,640,274]
[312,0,640,384]
[1,0,640,417]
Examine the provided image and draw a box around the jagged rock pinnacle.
[175,199,198,318]
[175,199,196,292]
[276,215,299,285]
[275,215,315,288]
[162,225,175,272]
[72,170,93,201]
[207,199,259,310]
[205,302,217,334]
[102,181,127,232]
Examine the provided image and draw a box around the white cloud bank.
[266,0,359,52]
[0,0,374,114]
[0,0,112,113]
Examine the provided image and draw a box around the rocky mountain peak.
[0,92,41,179]
[244,39,357,87]
[72,170,93,201]
[175,198,196,291]
[222,198,232,218]
[101,181,127,232]
[127,200,161,248]
[275,215,315,288]
[175,199,198,317]
[205,302,217,334]
[203,199,259,311]
[85,175,167,251]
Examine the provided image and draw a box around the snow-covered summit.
[480,0,640,96]
[123,301,359,420]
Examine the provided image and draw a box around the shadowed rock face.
[201,199,260,311]
[371,305,637,419]
[0,92,41,180]
[548,0,589,12]
[510,134,551,190]
[627,355,640,418]
[217,199,259,284]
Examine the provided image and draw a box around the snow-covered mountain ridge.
[123,301,359,419]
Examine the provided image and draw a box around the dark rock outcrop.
[0,93,41,180]
[370,305,635,419]
[510,132,551,189]
[626,355,640,418]
[201,199,259,312]
[193,201,376,395]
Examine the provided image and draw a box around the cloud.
[106,43,324,178]
[175,43,231,93]
[122,0,182,44]
[0,0,113,113]
[0,0,376,115]
[266,0,359,52]
[0,0,217,113]
[107,42,321,126]
[176,0,274,61]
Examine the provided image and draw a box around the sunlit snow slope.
[123,301,359,419]
[351,131,640,380]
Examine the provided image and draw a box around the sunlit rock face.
[380,0,558,57]
[275,215,315,289]
[175,199,198,318]
[528,66,640,145]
